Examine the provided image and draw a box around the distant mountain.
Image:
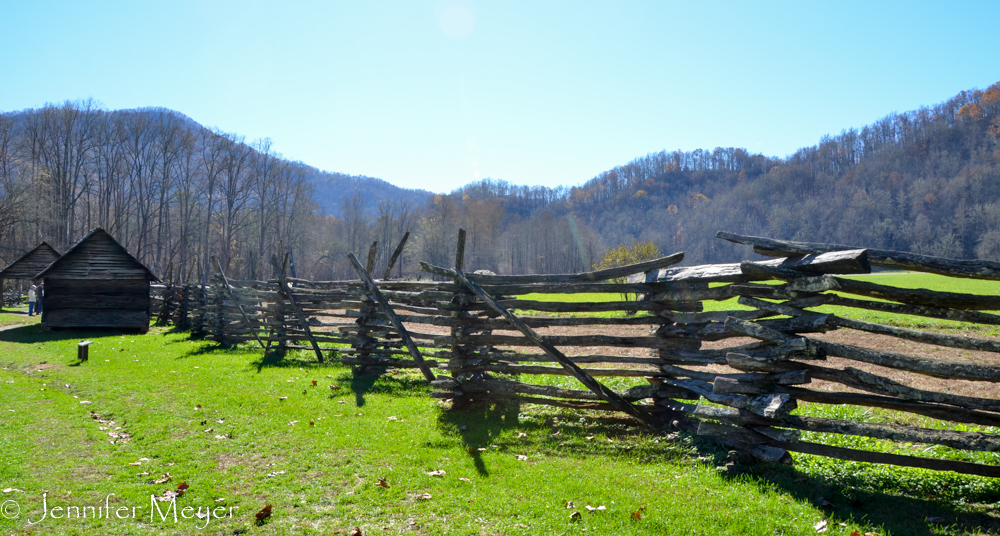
[295,165,433,215]
[440,80,1000,270]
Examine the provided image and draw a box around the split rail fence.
[174,231,1000,478]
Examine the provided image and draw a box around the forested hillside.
[415,80,1000,273]
[1,81,998,282]
[0,103,429,281]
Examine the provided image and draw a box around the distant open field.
[520,272,1000,333]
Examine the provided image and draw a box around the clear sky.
[2,1,999,193]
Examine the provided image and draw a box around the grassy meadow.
[1,272,1000,534]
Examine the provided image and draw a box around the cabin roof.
[34,229,158,281]
[0,242,61,280]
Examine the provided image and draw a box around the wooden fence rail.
[165,231,1000,478]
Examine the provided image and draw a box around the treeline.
[0,102,322,281]
[3,80,999,282]
[425,80,1000,269]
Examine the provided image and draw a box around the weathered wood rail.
[181,231,1000,478]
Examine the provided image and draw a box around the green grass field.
[1,272,1000,534]
[520,272,1000,333]
[0,307,39,328]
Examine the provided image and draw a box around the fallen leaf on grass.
[416,493,432,500]
[330,385,341,390]
[814,520,828,533]
[200,420,207,426]
[288,421,298,426]
[585,505,606,512]
[266,471,286,478]
[255,504,273,523]
[630,506,646,520]
[309,421,315,426]
[517,432,527,438]
[214,434,228,440]
[851,532,860,536]
[569,511,581,521]
[153,473,172,484]
[425,470,446,476]
[153,483,189,503]
[349,527,362,536]
[128,461,143,466]
[137,472,150,477]
[2,488,24,493]
[153,491,178,502]
[216,419,224,424]
[278,396,288,401]
[515,455,528,461]
[387,416,398,421]
[458,477,471,482]
[338,400,346,405]
[311,380,317,386]
[377,478,389,488]
[194,405,201,410]
[585,435,594,440]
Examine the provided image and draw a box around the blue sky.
[2,1,998,192]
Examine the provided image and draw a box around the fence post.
[446,230,479,406]
[648,281,706,426]
[350,243,391,375]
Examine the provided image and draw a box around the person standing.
[27,285,36,316]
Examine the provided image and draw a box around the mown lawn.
[0,307,39,328]
[520,272,1000,333]
[0,326,841,536]
[2,272,1000,535]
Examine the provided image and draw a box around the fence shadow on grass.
[718,459,1000,536]
[333,369,432,407]
[433,400,692,476]
[0,324,139,344]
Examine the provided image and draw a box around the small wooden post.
[366,241,379,275]
[455,229,466,271]
[382,232,411,280]
[78,340,93,361]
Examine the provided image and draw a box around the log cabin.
[0,242,60,311]
[34,229,158,332]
